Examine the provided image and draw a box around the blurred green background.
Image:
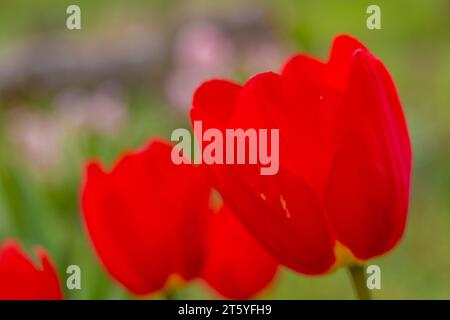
[0,0,449,299]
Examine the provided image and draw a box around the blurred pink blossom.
[166,22,234,111]
[54,82,127,135]
[7,83,127,174]
[7,108,61,173]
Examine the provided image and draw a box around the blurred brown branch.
[0,25,169,99]
[0,8,281,102]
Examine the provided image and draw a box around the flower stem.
[164,289,179,300]
[348,265,371,300]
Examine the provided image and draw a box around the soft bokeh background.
[0,0,449,299]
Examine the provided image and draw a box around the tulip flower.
[191,34,412,298]
[0,240,63,300]
[81,139,277,298]
[82,139,211,296]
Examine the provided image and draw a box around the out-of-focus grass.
[0,0,449,299]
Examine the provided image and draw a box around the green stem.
[164,288,184,300]
[348,265,372,300]
[164,290,177,300]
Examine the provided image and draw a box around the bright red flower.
[82,139,211,295]
[202,205,278,299]
[190,34,412,275]
[0,240,63,300]
[82,139,277,298]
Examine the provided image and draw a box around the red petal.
[0,240,63,300]
[215,169,335,274]
[191,79,242,130]
[282,34,366,92]
[202,205,278,299]
[192,73,336,274]
[282,54,326,82]
[324,50,411,260]
[81,139,210,295]
[232,72,339,191]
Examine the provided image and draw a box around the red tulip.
[190,34,412,275]
[202,205,278,299]
[82,139,277,298]
[82,139,211,295]
[0,240,63,300]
